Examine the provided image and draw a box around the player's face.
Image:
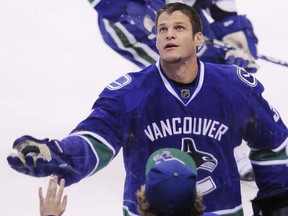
[156,11,202,64]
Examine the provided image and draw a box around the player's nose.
[166,28,176,39]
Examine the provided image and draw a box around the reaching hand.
[39,176,67,216]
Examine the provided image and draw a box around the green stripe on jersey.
[215,207,244,216]
[250,148,288,162]
[109,22,156,64]
[83,134,114,174]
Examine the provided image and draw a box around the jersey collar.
[155,60,205,106]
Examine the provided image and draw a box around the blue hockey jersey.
[59,61,288,216]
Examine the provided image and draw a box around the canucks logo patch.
[181,138,219,195]
[237,68,257,87]
[106,74,132,90]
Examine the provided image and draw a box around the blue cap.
[145,148,197,216]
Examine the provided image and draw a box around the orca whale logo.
[181,137,218,172]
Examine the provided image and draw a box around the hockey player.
[137,148,219,216]
[7,3,288,216]
[90,0,257,180]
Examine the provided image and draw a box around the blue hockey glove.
[7,135,80,178]
[211,15,259,73]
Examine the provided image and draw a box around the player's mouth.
[164,43,179,50]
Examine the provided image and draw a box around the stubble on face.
[162,55,182,64]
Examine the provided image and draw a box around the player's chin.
[161,56,182,64]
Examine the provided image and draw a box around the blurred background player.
[137,148,219,216]
[88,0,256,181]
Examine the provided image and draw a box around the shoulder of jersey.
[204,62,262,91]
[102,64,157,93]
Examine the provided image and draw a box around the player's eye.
[158,27,167,33]
[175,25,185,31]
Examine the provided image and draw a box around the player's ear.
[194,32,203,47]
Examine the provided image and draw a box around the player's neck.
[160,58,198,84]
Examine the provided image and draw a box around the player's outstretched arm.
[39,176,67,216]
